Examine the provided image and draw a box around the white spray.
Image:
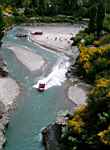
[33,55,70,90]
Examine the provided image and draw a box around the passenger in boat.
[38,83,45,92]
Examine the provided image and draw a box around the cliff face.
[42,123,66,150]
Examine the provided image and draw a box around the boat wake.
[33,55,70,90]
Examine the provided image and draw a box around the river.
[1,26,70,150]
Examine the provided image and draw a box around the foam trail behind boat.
[33,55,70,90]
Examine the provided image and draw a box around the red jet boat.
[37,83,45,92]
[31,31,43,35]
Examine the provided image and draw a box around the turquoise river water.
[1,27,69,150]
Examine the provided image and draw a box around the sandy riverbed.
[68,85,87,105]
[67,80,91,107]
[8,46,45,72]
[26,25,83,52]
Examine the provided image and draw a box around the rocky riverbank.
[0,53,20,149]
[42,123,67,150]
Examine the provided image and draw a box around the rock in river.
[42,123,66,150]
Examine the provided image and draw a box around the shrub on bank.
[68,105,87,134]
[98,127,110,145]
[88,78,110,113]
[103,14,110,32]
[3,16,15,27]
[30,16,75,23]
[61,13,110,150]
[63,33,110,149]
[93,34,110,47]
[84,34,95,46]
[73,30,87,45]
[73,31,95,46]
[79,44,110,81]
[12,15,76,24]
[2,5,13,15]
[61,77,110,150]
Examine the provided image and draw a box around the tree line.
[0,0,110,41]
[0,0,109,17]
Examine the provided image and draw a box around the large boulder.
[42,123,66,150]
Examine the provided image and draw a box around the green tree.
[105,0,110,14]
[38,0,46,15]
[96,0,105,37]
[88,0,97,33]
[88,0,105,36]
[0,7,5,46]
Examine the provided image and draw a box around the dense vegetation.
[62,42,110,149]
[0,7,4,45]
[0,0,110,30]
[0,0,110,29]
[0,0,92,17]
[60,1,110,150]
[62,48,110,149]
